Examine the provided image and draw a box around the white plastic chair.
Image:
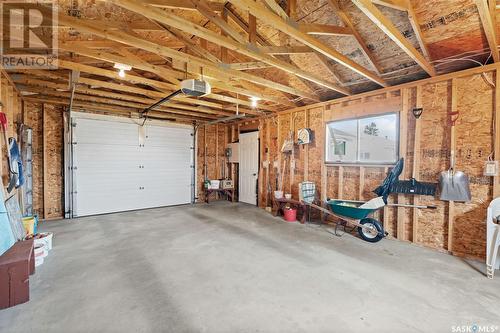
[487,198,500,279]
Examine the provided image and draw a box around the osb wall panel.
[307,107,324,200]
[43,104,64,219]
[291,111,306,199]
[277,114,291,194]
[196,125,206,202]
[417,81,451,249]
[22,102,65,220]
[196,124,233,203]
[452,74,493,258]
[200,66,497,261]
[24,102,43,216]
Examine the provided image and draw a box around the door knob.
[253,173,257,176]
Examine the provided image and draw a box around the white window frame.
[325,112,400,165]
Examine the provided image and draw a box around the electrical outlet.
[485,161,498,176]
[273,161,279,169]
[262,160,270,168]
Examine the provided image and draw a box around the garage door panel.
[75,118,139,146]
[72,114,193,217]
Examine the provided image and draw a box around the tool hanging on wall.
[439,110,471,202]
[389,105,438,196]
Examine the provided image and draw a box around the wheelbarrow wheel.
[358,218,384,243]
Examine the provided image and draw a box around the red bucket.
[283,208,297,222]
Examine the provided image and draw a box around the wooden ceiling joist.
[59,42,286,108]
[371,0,409,11]
[258,46,312,54]
[261,0,288,19]
[146,0,223,11]
[227,0,387,87]
[298,24,353,36]
[18,85,220,120]
[12,75,238,117]
[222,4,330,101]
[228,62,272,70]
[48,9,319,102]
[108,0,348,96]
[475,0,499,62]
[25,96,212,122]
[351,0,436,76]
[327,0,383,75]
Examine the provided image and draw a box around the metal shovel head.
[439,169,471,202]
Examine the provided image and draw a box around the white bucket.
[209,180,220,189]
[34,244,47,259]
[35,256,44,267]
[35,232,53,251]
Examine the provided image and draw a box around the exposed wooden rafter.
[475,0,499,62]
[44,9,318,103]
[227,0,387,87]
[109,0,348,95]
[351,0,436,76]
[59,42,287,108]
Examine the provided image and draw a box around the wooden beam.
[42,103,47,219]
[146,0,223,11]
[494,68,500,197]
[371,0,409,11]
[59,42,286,108]
[50,9,322,101]
[220,8,229,63]
[26,95,211,122]
[112,0,346,95]
[407,2,431,60]
[228,0,387,87]
[327,0,383,75]
[412,85,422,243]
[190,0,246,43]
[351,0,436,76]
[286,0,297,18]
[11,69,236,112]
[248,14,257,43]
[262,0,288,19]
[57,60,176,91]
[475,0,500,62]
[448,79,458,253]
[258,46,312,54]
[299,24,353,36]
[16,85,221,119]
[397,88,409,240]
[227,62,272,70]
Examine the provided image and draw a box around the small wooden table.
[272,198,307,224]
[205,188,235,203]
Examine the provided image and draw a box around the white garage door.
[71,113,193,217]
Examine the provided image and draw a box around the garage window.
[325,113,399,164]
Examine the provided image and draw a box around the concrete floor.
[0,202,499,332]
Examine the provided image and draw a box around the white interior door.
[239,131,259,205]
[71,113,193,217]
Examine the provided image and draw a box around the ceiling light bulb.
[118,68,126,78]
[250,96,260,108]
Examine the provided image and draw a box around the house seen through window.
[325,113,399,164]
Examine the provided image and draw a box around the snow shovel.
[439,111,471,202]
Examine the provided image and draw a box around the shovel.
[439,111,471,202]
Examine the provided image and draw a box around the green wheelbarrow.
[306,199,388,243]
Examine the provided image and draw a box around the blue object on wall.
[0,187,15,256]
